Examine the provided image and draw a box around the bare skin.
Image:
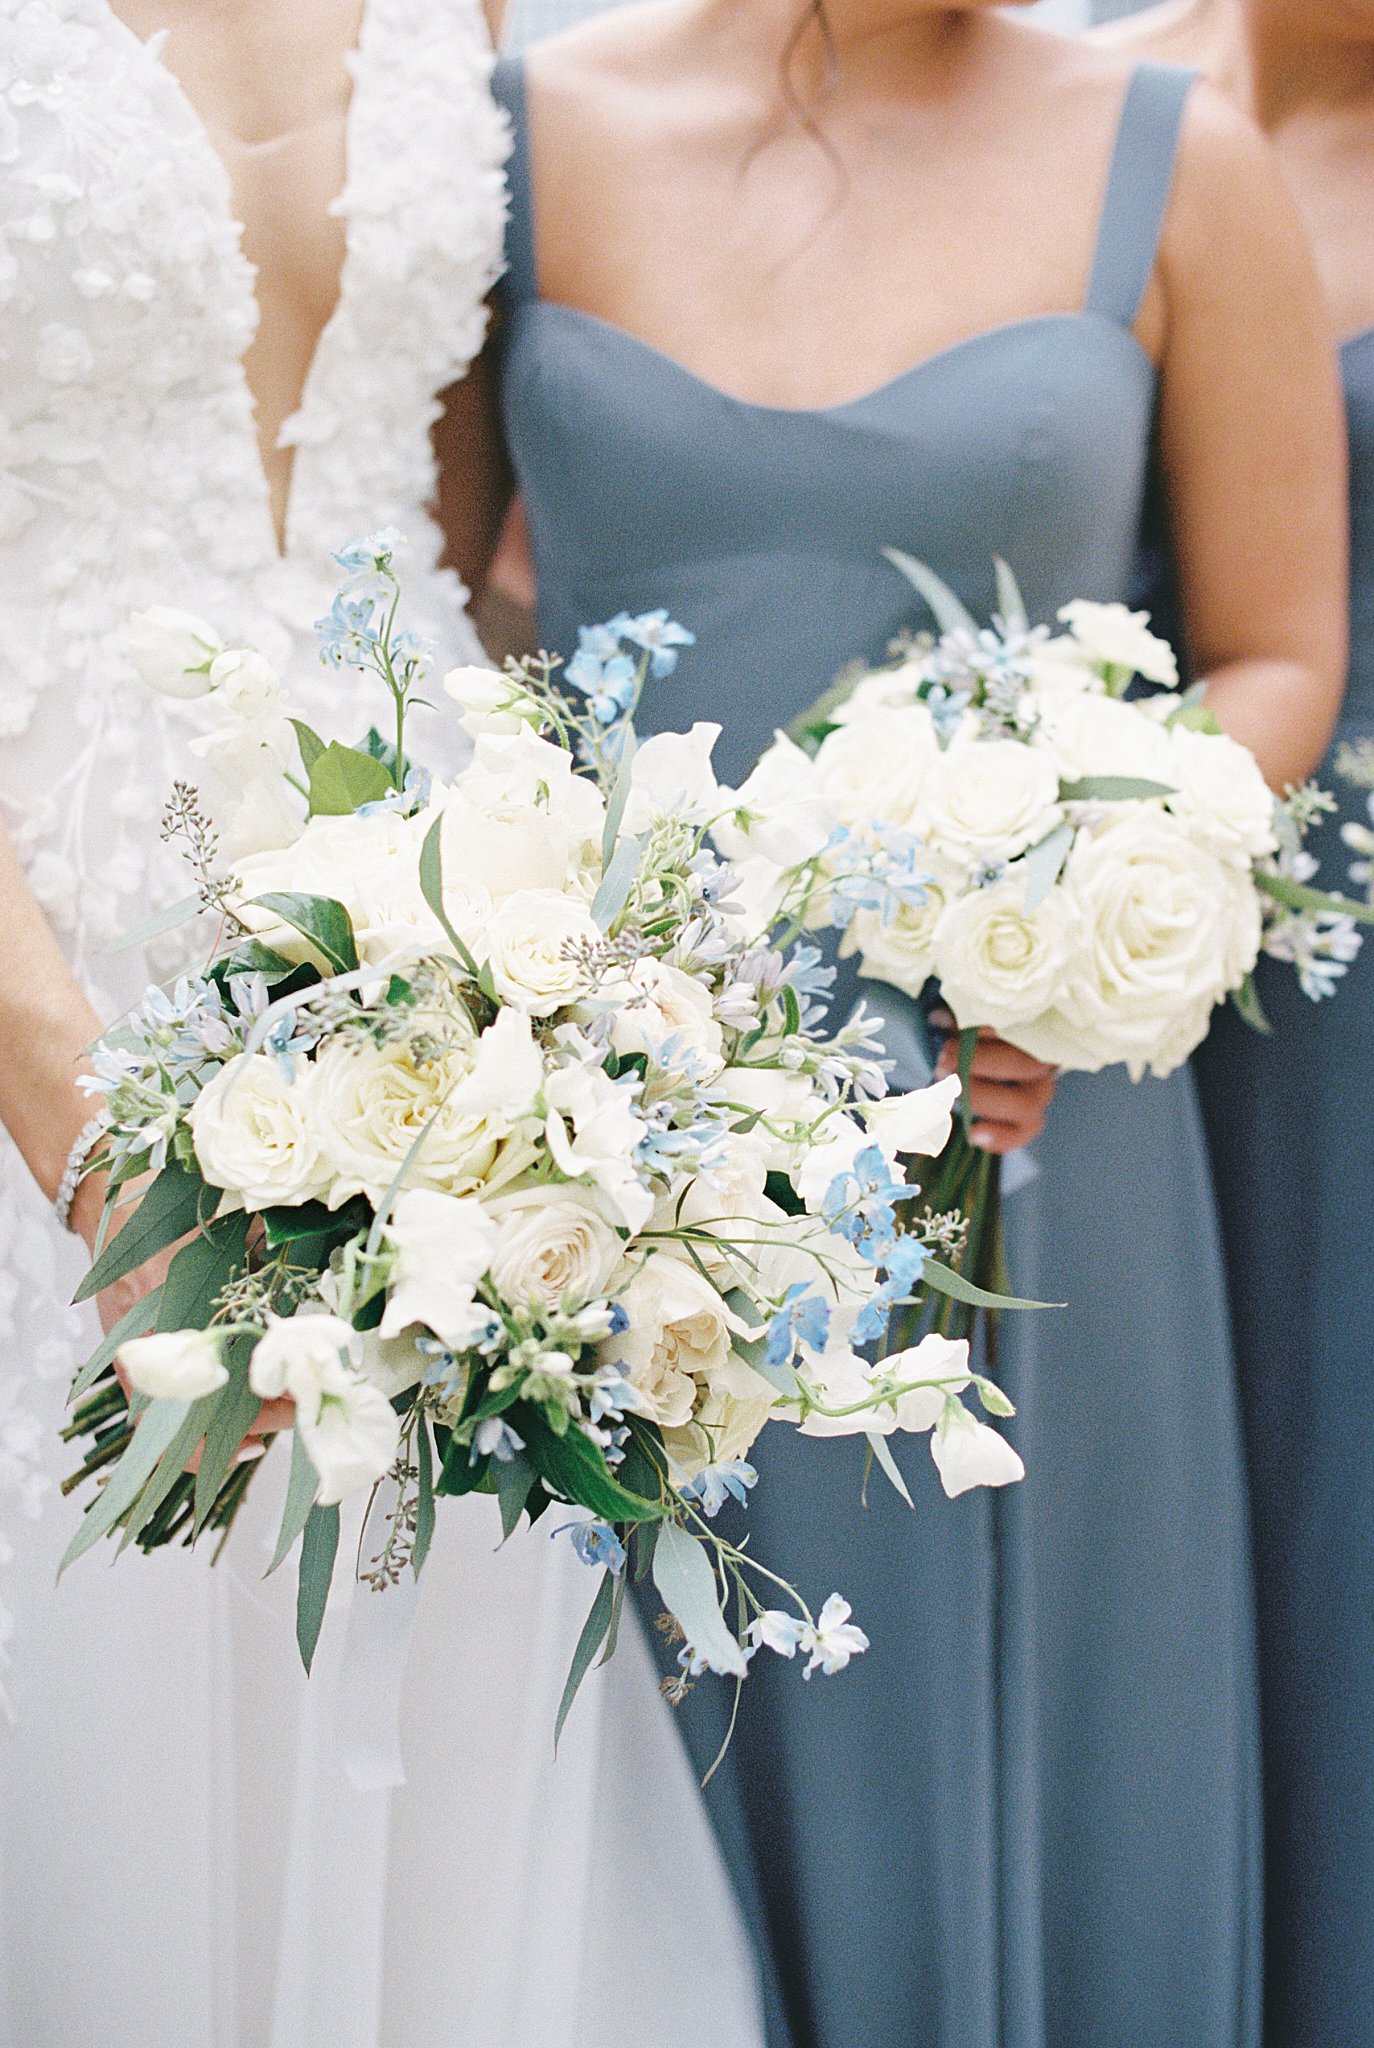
[1102,1,1374,348]
[454,0,1349,1150]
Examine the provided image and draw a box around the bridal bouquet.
[60,534,1024,1718]
[763,555,1371,1334]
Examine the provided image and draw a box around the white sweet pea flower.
[714,735,832,868]
[378,1188,499,1348]
[794,1117,868,1215]
[622,723,722,835]
[443,664,542,738]
[863,1073,961,1160]
[118,1329,228,1402]
[188,1053,332,1210]
[873,1333,972,1434]
[249,1314,400,1506]
[449,1005,545,1122]
[664,1132,773,1282]
[1058,600,1178,687]
[126,605,222,697]
[930,1401,1025,1499]
[798,1343,894,1437]
[800,1594,869,1677]
[711,1065,825,1175]
[544,1062,652,1231]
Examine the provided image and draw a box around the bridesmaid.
[456,7,1348,2043]
[1103,4,1374,2043]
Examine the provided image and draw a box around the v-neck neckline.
[100,0,370,560]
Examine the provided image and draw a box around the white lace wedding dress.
[0,4,763,2043]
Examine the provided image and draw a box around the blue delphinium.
[315,590,381,668]
[766,1283,832,1370]
[617,608,696,678]
[564,1520,627,1575]
[682,1460,758,1518]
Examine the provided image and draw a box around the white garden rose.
[1030,689,1172,787]
[1163,723,1278,867]
[1022,634,1104,696]
[486,1185,623,1314]
[126,605,222,697]
[831,656,934,725]
[188,1053,331,1208]
[666,1132,772,1280]
[439,728,605,905]
[844,855,962,998]
[249,1313,400,1506]
[231,809,447,968]
[813,706,941,833]
[603,1252,773,1476]
[1039,806,1261,1077]
[1058,600,1179,686]
[914,733,1063,861]
[602,956,726,1076]
[932,875,1078,1033]
[118,1329,228,1401]
[477,888,601,1015]
[714,735,832,868]
[312,1036,519,1206]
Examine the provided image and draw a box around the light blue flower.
[852,1236,930,1346]
[472,1417,526,1464]
[823,1144,906,1256]
[563,1520,627,1575]
[356,765,432,818]
[315,592,381,668]
[681,1461,758,1518]
[766,1284,831,1369]
[331,528,403,574]
[618,609,696,678]
[588,1369,640,1426]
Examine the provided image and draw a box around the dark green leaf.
[306,741,394,817]
[74,1162,208,1304]
[555,1570,615,1750]
[68,1287,163,1403]
[248,892,359,973]
[494,1450,537,1539]
[437,1438,488,1496]
[1059,775,1176,803]
[269,1427,320,1573]
[956,1027,978,1140]
[194,1333,261,1530]
[522,1411,665,1525]
[1230,972,1273,1036]
[413,1417,436,1577]
[157,1212,249,1332]
[261,1196,369,1247]
[296,1505,340,1673]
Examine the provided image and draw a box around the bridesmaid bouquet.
[761,555,1372,1336]
[60,534,1025,1721]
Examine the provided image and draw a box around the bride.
[0,2,762,2042]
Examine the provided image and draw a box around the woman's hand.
[929,1009,1056,1155]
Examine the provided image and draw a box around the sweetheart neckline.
[523,301,1156,421]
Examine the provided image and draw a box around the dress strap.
[491,54,535,305]
[1084,63,1197,330]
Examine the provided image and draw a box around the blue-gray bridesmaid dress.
[1191,330,1374,2048]
[493,57,1259,2048]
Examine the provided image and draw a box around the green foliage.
[74,1162,209,1304]
[248,892,359,973]
[522,1410,666,1526]
[306,740,394,817]
[296,1505,340,1672]
[555,1571,616,1749]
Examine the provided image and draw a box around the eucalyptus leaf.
[118,1394,218,1552]
[1019,823,1075,915]
[106,892,203,956]
[1257,869,1374,927]
[598,1568,627,1668]
[418,814,482,975]
[60,1397,191,1573]
[296,1504,340,1673]
[882,547,978,636]
[651,1521,748,1678]
[555,1570,615,1751]
[1230,972,1273,1036]
[923,1258,1056,1313]
[993,557,1028,633]
[1059,775,1176,803]
[601,724,637,867]
[193,1337,260,1530]
[248,892,358,973]
[306,741,394,817]
[956,1027,978,1140]
[158,1213,249,1333]
[68,1287,162,1404]
[494,1450,538,1539]
[413,1417,436,1577]
[269,1427,320,1574]
[74,1162,208,1304]
[591,834,641,933]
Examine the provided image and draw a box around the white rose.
[1022,635,1104,696]
[118,1329,228,1401]
[603,1253,773,1476]
[831,657,932,724]
[443,664,542,739]
[621,723,722,836]
[126,605,222,698]
[486,1185,624,1313]
[231,809,447,969]
[312,1037,512,1206]
[930,1401,1025,1499]
[544,1061,651,1230]
[249,1313,400,1506]
[813,706,941,833]
[378,1188,499,1348]
[710,1065,825,1173]
[1163,724,1278,867]
[714,735,833,868]
[932,875,1078,1033]
[915,733,1063,862]
[844,855,962,999]
[602,956,725,1076]
[188,1053,331,1208]
[441,729,605,904]
[1031,690,1172,787]
[1058,600,1178,687]
[1042,807,1260,1077]
[477,888,601,1015]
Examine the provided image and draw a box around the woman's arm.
[1156,85,1349,789]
